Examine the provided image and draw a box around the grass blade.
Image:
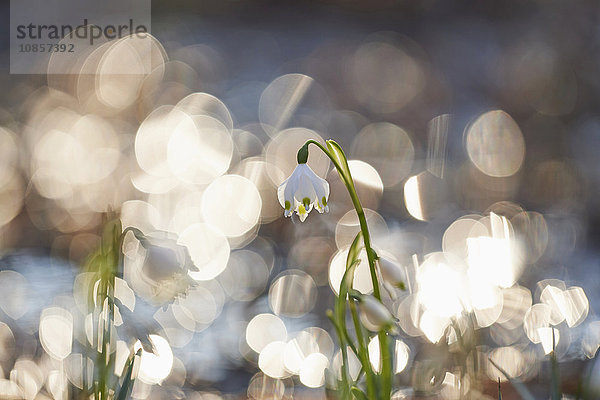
[488,358,535,400]
[498,377,502,400]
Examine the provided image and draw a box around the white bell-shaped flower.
[358,295,395,332]
[378,256,407,289]
[136,231,197,282]
[277,163,330,222]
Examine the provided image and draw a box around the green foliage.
[79,216,142,400]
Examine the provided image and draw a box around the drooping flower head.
[129,229,198,305]
[277,163,330,222]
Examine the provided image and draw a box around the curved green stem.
[304,139,392,400]
[302,140,353,189]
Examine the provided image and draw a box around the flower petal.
[314,179,329,212]
[313,173,330,198]
[278,166,302,216]
[277,177,290,208]
[294,173,317,205]
[296,202,310,222]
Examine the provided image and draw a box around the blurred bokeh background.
[0,0,599,398]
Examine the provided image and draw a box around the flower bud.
[297,143,309,164]
[377,256,406,290]
[358,295,394,332]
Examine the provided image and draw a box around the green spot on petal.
[322,196,327,206]
[303,197,310,207]
[284,200,291,210]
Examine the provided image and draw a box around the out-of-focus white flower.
[143,244,185,282]
[135,231,197,282]
[277,163,329,222]
[133,231,198,306]
[358,295,395,332]
[378,256,407,289]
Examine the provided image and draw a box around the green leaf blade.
[116,349,141,400]
[351,386,368,400]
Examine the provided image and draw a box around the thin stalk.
[326,311,351,400]
[498,377,502,400]
[305,139,392,399]
[335,300,359,368]
[342,330,358,358]
[550,328,561,400]
[339,339,350,399]
[97,281,107,400]
[349,300,376,399]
